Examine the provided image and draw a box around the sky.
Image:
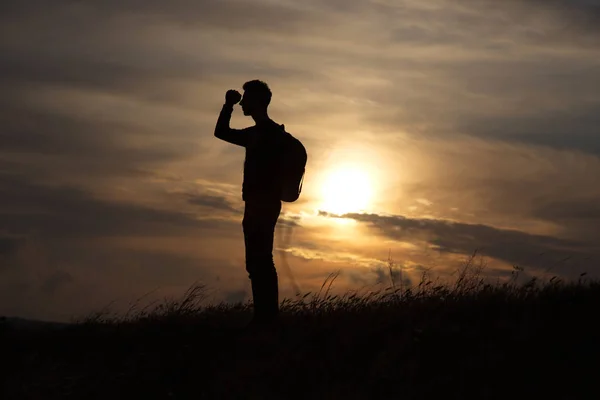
[1,0,599,322]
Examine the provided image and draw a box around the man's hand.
[225,90,242,106]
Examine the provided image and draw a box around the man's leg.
[243,199,282,323]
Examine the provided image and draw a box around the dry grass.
[3,256,599,400]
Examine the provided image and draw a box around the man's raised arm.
[214,90,248,147]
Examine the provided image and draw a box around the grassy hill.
[2,268,599,400]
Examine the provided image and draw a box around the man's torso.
[242,122,285,201]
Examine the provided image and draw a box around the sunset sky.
[2,0,599,321]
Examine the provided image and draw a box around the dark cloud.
[0,169,242,321]
[0,237,18,255]
[103,249,227,288]
[456,103,600,156]
[0,107,182,159]
[1,0,599,320]
[0,102,202,187]
[370,264,417,288]
[223,289,248,304]
[437,0,599,46]
[0,1,316,108]
[186,193,240,213]
[0,56,201,104]
[0,0,318,31]
[278,215,302,228]
[535,199,600,220]
[2,0,598,158]
[363,51,600,157]
[40,270,74,296]
[355,1,600,157]
[532,198,600,240]
[320,211,597,277]
[0,241,235,321]
[182,191,300,227]
[0,172,232,240]
[519,0,600,29]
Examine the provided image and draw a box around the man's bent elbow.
[214,127,225,139]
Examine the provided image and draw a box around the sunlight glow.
[320,165,373,215]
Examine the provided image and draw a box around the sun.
[321,165,373,215]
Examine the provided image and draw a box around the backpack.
[279,125,307,202]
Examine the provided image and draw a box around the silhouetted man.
[214,80,286,327]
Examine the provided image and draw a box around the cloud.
[457,103,600,156]
[186,193,241,214]
[2,0,598,159]
[320,211,596,277]
[0,239,241,321]
[1,105,187,161]
[0,1,319,100]
[223,289,248,304]
[532,198,600,241]
[281,245,387,270]
[0,172,231,239]
[0,235,21,259]
[40,270,74,296]
[0,0,320,31]
[2,0,600,320]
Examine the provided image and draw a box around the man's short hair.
[243,80,272,107]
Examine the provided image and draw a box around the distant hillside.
[0,316,70,331]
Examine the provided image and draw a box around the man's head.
[240,80,272,116]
